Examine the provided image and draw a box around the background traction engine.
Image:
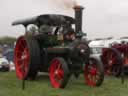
[102,42,128,77]
[12,6,104,88]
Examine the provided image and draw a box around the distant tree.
[0,48,3,54]
[0,36,16,45]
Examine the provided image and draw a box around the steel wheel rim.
[49,59,64,88]
[14,36,30,79]
[85,61,100,86]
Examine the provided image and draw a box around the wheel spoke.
[57,63,61,70]
[16,50,23,54]
[18,64,24,72]
[89,74,95,85]
[18,42,25,51]
[95,74,99,81]
[21,40,26,49]
[58,69,64,79]
[16,57,23,61]
[93,75,96,82]
[106,51,119,75]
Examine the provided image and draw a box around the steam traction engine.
[12,6,104,88]
[101,40,128,76]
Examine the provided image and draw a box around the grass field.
[0,72,128,96]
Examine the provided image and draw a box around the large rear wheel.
[49,57,70,88]
[104,48,122,76]
[14,36,41,80]
[84,57,104,86]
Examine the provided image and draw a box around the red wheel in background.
[84,57,104,86]
[14,36,41,80]
[49,57,70,88]
[104,48,122,76]
[124,53,128,65]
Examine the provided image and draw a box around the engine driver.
[64,28,76,41]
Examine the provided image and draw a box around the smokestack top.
[73,5,84,10]
[73,5,84,37]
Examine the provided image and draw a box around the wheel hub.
[54,69,63,80]
[90,68,97,75]
[108,60,114,66]
[54,70,58,75]
[21,53,27,60]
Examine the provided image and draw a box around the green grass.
[0,72,128,96]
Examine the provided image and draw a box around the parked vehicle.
[101,38,128,76]
[0,54,9,72]
[3,49,15,71]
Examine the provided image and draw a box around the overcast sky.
[0,0,128,39]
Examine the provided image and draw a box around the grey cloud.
[0,0,128,39]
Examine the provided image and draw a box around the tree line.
[0,36,16,45]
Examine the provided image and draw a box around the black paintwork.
[12,14,75,27]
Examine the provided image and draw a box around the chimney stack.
[74,5,84,35]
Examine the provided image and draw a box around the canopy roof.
[12,14,75,27]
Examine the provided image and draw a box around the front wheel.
[84,57,104,86]
[49,57,70,88]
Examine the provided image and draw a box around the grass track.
[0,72,128,96]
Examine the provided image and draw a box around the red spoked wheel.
[105,48,122,76]
[84,57,104,86]
[14,36,40,80]
[49,57,70,88]
[124,53,128,65]
[15,36,30,79]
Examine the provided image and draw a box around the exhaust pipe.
[74,5,84,32]
[74,5,84,38]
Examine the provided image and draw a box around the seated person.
[39,25,53,35]
[64,28,76,41]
